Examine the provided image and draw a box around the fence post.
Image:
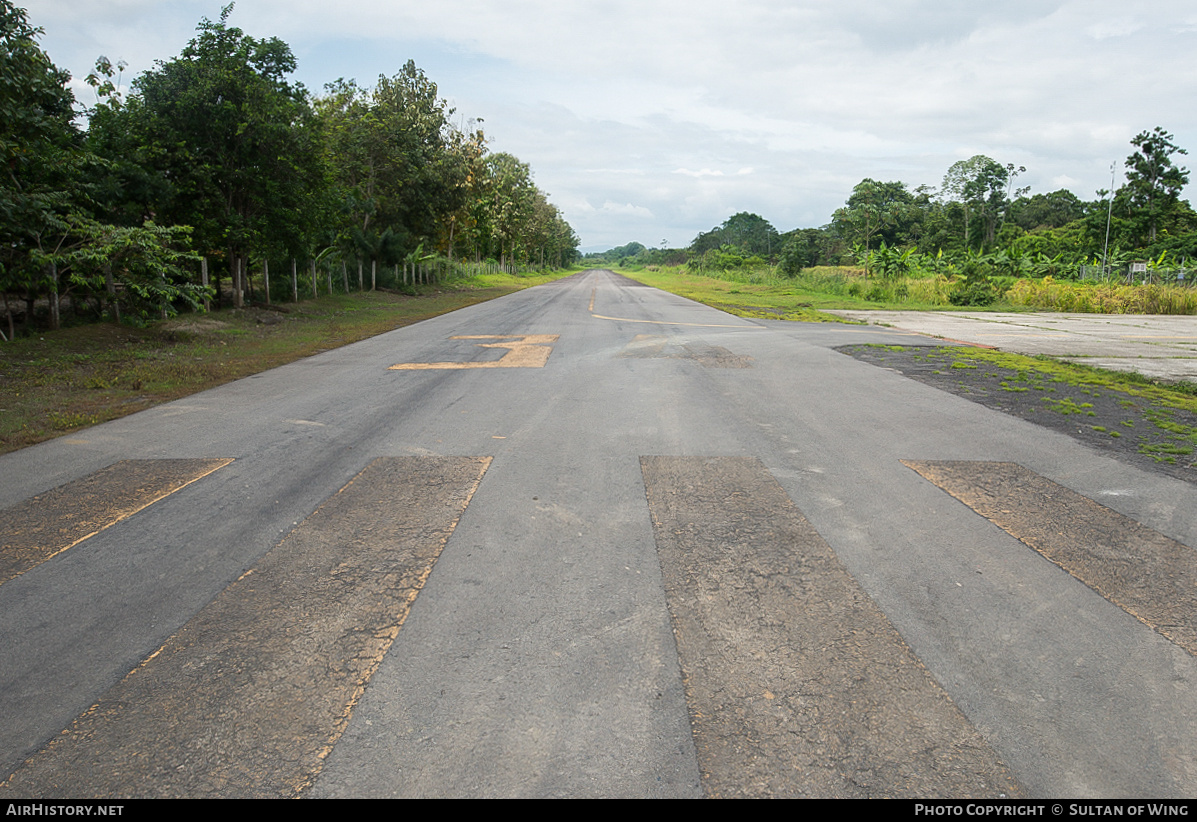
[200,257,209,312]
[234,257,243,308]
[49,263,59,330]
[107,263,121,324]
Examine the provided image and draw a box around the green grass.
[615,264,1034,315]
[1043,397,1093,415]
[914,345,1197,459]
[612,265,971,319]
[0,272,573,455]
[613,265,852,321]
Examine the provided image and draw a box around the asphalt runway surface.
[2,270,1195,798]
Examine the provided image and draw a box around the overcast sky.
[21,0,1197,251]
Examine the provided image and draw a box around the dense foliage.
[0,2,579,337]
[598,128,1195,310]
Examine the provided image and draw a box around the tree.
[484,152,536,265]
[109,4,326,306]
[1121,127,1189,245]
[832,180,917,273]
[940,156,1009,249]
[1008,189,1085,231]
[0,0,81,326]
[690,212,779,258]
[317,62,471,265]
[778,228,824,274]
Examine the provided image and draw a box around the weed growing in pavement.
[844,343,1197,474]
[1043,397,1095,416]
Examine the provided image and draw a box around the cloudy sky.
[21,0,1197,251]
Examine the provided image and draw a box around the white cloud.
[601,202,655,218]
[1085,18,1147,39]
[21,0,1197,250]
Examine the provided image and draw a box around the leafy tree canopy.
[1119,126,1190,245]
[0,0,79,260]
[691,212,778,257]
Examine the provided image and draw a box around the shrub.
[1007,277,1197,314]
[949,261,999,306]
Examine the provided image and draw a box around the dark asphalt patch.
[905,460,1197,658]
[640,455,1021,798]
[0,458,233,585]
[0,456,490,799]
[618,335,753,367]
[838,344,1197,483]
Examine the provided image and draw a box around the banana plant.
[871,242,918,279]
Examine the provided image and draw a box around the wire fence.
[1077,265,1195,287]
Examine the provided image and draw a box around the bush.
[949,261,1000,306]
[1007,277,1197,314]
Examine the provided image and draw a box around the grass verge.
[613,265,1030,317]
[841,343,1197,478]
[0,272,570,455]
[614,266,854,321]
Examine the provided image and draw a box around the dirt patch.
[838,344,1197,484]
[160,318,230,337]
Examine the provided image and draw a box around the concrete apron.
[827,310,1197,384]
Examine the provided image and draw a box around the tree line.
[595,128,1194,286]
[0,2,580,338]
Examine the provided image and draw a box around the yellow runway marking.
[0,459,233,586]
[389,335,559,370]
[0,456,491,799]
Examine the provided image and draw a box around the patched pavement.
[3,272,1196,798]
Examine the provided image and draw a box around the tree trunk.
[233,255,243,308]
[106,264,121,324]
[264,259,270,305]
[2,291,13,341]
[49,263,60,330]
[200,257,209,312]
[291,259,298,303]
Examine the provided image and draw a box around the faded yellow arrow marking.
[388,334,559,370]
